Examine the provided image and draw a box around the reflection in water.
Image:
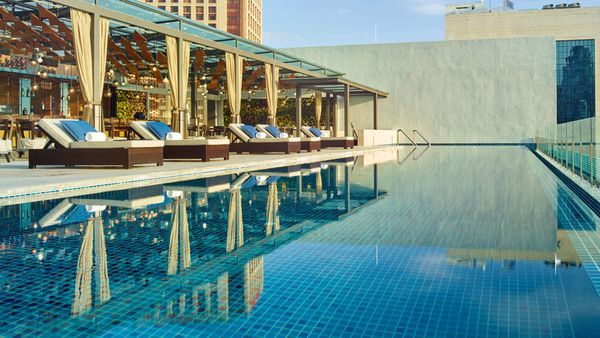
[244,256,264,314]
[3,149,600,336]
[167,194,191,275]
[72,211,110,316]
[265,182,280,237]
[226,188,244,253]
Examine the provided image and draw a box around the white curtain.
[166,36,191,134]
[315,92,322,128]
[226,53,243,124]
[71,9,109,131]
[265,64,280,126]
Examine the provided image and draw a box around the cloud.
[263,31,308,48]
[408,0,446,16]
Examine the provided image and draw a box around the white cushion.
[84,205,107,213]
[249,137,300,143]
[70,140,164,149]
[228,123,250,142]
[0,139,11,154]
[166,132,183,141]
[279,132,289,138]
[256,132,267,139]
[301,126,316,138]
[17,138,47,152]
[165,138,229,146]
[85,132,107,142]
[327,136,355,141]
[38,118,78,148]
[130,121,160,140]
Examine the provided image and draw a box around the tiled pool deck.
[0,145,400,205]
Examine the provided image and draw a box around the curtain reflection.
[265,183,280,237]
[72,213,110,316]
[226,189,244,252]
[244,256,264,313]
[167,196,191,275]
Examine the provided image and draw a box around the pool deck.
[0,145,401,205]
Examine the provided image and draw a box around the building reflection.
[0,161,384,334]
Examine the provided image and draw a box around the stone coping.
[0,145,401,206]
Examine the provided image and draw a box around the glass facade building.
[556,39,596,124]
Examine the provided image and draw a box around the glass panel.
[556,39,595,124]
[99,0,175,23]
[181,23,227,41]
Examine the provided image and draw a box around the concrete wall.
[284,38,556,144]
[446,7,600,117]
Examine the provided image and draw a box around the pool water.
[1,146,600,337]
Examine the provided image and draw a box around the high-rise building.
[143,0,262,43]
[446,5,599,124]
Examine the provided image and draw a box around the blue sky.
[263,0,600,48]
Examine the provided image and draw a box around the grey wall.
[284,38,556,144]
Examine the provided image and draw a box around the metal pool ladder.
[397,129,417,148]
[412,129,431,147]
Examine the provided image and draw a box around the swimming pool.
[1,146,600,337]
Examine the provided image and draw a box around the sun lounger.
[228,123,301,154]
[164,175,231,194]
[29,119,164,169]
[301,126,354,149]
[131,121,229,162]
[71,186,166,210]
[256,124,321,152]
[250,165,302,178]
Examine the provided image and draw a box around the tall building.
[445,5,599,124]
[143,0,262,43]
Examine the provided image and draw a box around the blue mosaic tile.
[0,148,600,337]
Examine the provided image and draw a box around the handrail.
[397,129,417,148]
[412,129,431,147]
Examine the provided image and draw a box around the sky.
[263,0,600,48]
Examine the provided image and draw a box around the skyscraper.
[143,0,262,43]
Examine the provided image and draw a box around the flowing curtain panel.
[225,53,243,124]
[315,92,322,128]
[166,36,190,135]
[70,9,109,131]
[265,64,280,126]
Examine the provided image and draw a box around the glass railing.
[535,117,599,184]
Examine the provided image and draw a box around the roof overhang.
[280,77,388,98]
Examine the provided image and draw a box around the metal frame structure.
[0,0,388,130]
[281,77,389,137]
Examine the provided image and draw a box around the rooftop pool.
[1,146,600,337]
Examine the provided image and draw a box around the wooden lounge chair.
[164,175,231,194]
[71,186,166,210]
[251,165,302,178]
[228,123,301,154]
[301,126,354,149]
[130,121,229,162]
[29,119,164,169]
[256,124,321,152]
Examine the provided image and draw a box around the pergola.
[281,77,389,137]
[0,0,388,135]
